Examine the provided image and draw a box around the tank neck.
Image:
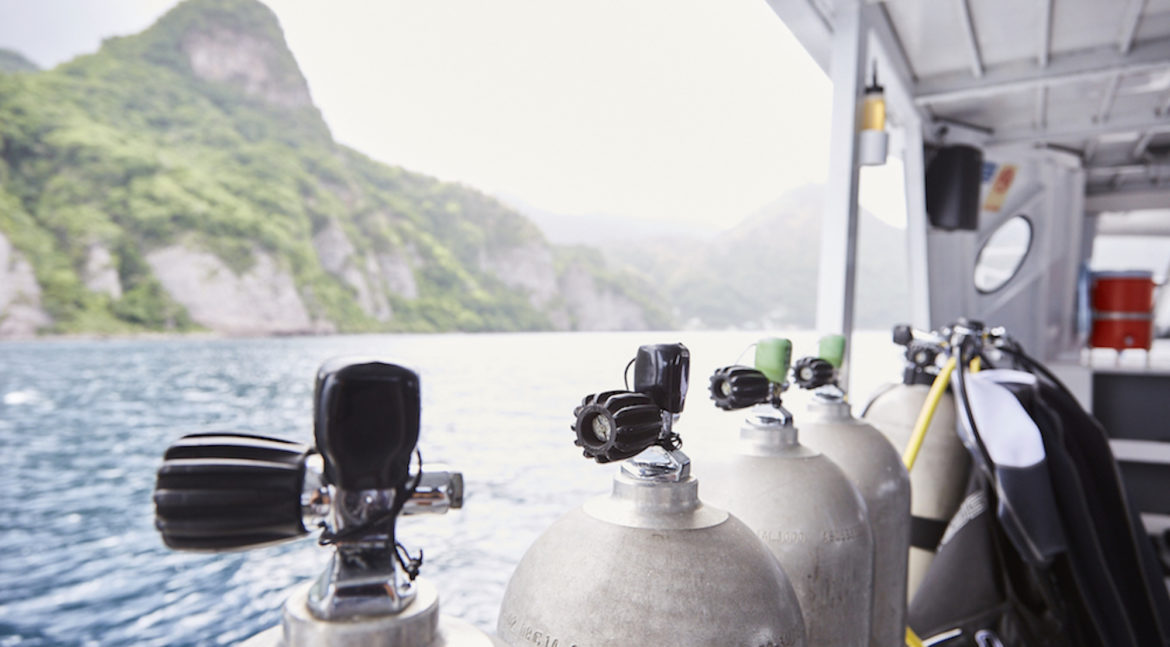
[583,469,728,530]
[612,471,700,514]
[739,410,818,458]
[283,579,439,647]
[804,394,854,422]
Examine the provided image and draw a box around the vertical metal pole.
[902,119,932,331]
[816,0,868,393]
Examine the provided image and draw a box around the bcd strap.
[911,515,948,551]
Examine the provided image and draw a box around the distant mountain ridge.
[500,194,722,245]
[0,0,670,337]
[0,48,38,73]
[601,183,911,330]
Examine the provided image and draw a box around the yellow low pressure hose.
[901,356,958,472]
[906,627,925,647]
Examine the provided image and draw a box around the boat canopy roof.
[768,0,1170,212]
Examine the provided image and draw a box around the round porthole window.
[974,215,1032,293]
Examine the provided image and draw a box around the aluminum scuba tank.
[701,337,874,647]
[152,359,498,647]
[861,325,970,602]
[793,336,911,647]
[496,343,807,647]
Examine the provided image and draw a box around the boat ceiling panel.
[1045,79,1111,129]
[769,0,1170,201]
[934,90,1036,133]
[880,0,972,78]
[1093,137,1147,169]
[1112,85,1168,123]
[1048,0,1161,55]
[1136,10,1170,45]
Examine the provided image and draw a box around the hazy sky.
[0,0,906,230]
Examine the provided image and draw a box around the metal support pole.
[816,0,868,394]
[1095,74,1123,123]
[1119,0,1147,55]
[956,0,985,78]
[902,120,932,331]
[1038,0,1053,67]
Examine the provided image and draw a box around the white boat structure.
[768,0,1170,583]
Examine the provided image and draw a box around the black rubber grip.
[892,324,914,347]
[154,433,311,551]
[792,357,836,390]
[709,365,771,411]
[573,390,663,463]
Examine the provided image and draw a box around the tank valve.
[573,343,691,478]
[708,337,794,424]
[900,342,942,386]
[153,359,462,622]
[789,335,853,402]
[792,357,836,390]
[908,344,939,368]
[573,390,664,463]
[709,365,772,410]
[892,324,914,347]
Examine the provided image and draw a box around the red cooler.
[1090,270,1156,350]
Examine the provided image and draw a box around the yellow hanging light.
[859,62,889,166]
[862,71,886,132]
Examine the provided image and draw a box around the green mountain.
[605,183,912,330]
[0,0,670,337]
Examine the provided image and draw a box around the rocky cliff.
[0,230,52,338]
[0,0,669,337]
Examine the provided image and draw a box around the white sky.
[0,0,907,230]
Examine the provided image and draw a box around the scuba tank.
[702,337,874,647]
[153,359,496,647]
[861,324,970,601]
[496,343,807,647]
[793,335,911,647]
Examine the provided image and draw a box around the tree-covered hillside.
[0,0,670,337]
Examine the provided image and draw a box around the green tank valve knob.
[754,337,792,384]
[819,334,846,369]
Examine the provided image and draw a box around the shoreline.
[0,326,830,345]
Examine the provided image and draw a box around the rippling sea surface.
[0,330,901,646]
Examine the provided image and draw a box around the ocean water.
[0,330,903,646]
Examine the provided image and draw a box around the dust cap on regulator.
[497,342,807,647]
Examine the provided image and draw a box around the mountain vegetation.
[0,0,670,337]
